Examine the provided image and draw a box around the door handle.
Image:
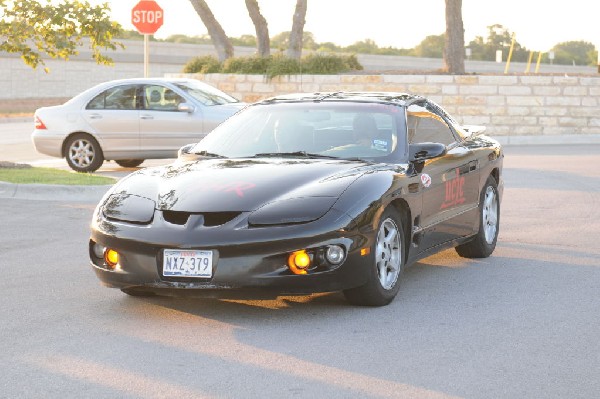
[88,113,102,119]
[140,115,154,120]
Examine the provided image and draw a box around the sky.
[96,0,598,52]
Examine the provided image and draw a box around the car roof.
[257,92,427,107]
[91,77,197,88]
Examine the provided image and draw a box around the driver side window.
[407,104,456,146]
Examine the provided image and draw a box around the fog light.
[104,249,119,269]
[325,245,345,264]
[288,250,311,275]
[92,243,105,259]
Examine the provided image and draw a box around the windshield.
[192,102,405,160]
[173,80,239,106]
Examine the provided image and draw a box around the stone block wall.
[170,73,600,139]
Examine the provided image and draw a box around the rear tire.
[64,133,104,172]
[455,175,500,258]
[343,207,405,306]
[115,159,144,168]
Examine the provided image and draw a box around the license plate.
[162,249,213,278]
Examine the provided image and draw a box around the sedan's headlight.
[248,197,337,226]
[102,193,156,224]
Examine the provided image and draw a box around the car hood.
[112,158,374,213]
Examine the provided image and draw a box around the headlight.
[248,197,337,226]
[102,193,155,224]
[325,245,345,265]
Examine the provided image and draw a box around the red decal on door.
[441,168,465,209]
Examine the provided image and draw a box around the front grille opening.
[163,210,190,225]
[162,210,241,226]
[203,212,241,227]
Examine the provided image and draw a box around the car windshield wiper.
[252,151,341,159]
[193,150,227,158]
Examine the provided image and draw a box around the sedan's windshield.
[192,102,405,160]
[173,80,239,106]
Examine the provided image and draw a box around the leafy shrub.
[266,55,302,78]
[342,54,363,71]
[301,53,350,74]
[182,55,222,73]
[223,56,270,74]
[182,53,363,78]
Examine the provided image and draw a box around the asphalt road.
[1,124,600,398]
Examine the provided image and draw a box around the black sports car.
[89,92,503,306]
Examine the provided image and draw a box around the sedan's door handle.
[140,114,154,120]
[88,113,102,120]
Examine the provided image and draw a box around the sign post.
[131,0,164,77]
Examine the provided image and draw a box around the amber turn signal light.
[104,249,119,269]
[288,250,311,275]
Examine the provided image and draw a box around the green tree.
[271,31,290,51]
[189,0,234,61]
[548,40,596,66]
[230,34,257,47]
[0,0,123,72]
[467,24,529,62]
[271,31,316,51]
[287,0,307,59]
[345,39,380,54]
[245,0,269,57]
[413,34,445,58]
[443,0,465,74]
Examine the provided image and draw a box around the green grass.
[0,167,116,185]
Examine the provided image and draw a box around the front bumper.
[90,208,375,296]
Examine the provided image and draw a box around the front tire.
[455,175,500,258]
[343,207,405,306]
[64,133,104,172]
[115,159,144,168]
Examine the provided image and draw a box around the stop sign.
[131,0,164,35]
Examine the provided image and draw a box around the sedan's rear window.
[87,85,139,110]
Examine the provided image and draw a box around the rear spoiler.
[461,125,487,136]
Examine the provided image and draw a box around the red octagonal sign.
[132,0,164,35]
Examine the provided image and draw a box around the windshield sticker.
[372,139,388,151]
[420,173,432,188]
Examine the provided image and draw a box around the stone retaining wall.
[170,73,600,138]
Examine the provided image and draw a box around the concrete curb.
[0,182,111,202]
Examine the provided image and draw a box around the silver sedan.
[32,78,246,172]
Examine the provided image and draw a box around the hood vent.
[162,210,240,227]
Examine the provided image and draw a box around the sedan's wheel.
[456,175,500,258]
[115,159,144,168]
[64,133,104,172]
[343,207,405,306]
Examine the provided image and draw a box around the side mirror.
[409,142,447,163]
[178,103,195,113]
[177,143,196,159]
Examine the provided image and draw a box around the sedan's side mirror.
[409,142,447,163]
[178,103,195,113]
